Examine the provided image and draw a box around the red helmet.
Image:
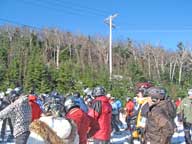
[135,82,153,89]
[135,82,153,95]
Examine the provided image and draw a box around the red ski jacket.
[125,100,135,116]
[88,96,112,141]
[66,107,99,144]
[28,95,42,121]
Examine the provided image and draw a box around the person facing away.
[0,92,32,144]
[64,95,99,144]
[177,89,192,144]
[144,87,175,144]
[88,86,112,144]
[175,97,182,108]
[110,97,120,133]
[73,92,88,113]
[114,98,123,128]
[28,94,42,122]
[125,97,135,130]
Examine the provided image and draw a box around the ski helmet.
[147,87,165,100]
[64,96,79,113]
[92,86,105,97]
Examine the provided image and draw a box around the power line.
[116,29,192,33]
[51,0,111,14]
[40,0,111,16]
[18,0,108,17]
[0,18,41,30]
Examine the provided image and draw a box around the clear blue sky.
[0,0,192,50]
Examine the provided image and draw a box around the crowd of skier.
[0,82,191,144]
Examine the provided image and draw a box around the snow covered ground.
[108,116,187,144]
[0,116,189,144]
[89,114,188,144]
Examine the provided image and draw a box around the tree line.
[0,25,191,100]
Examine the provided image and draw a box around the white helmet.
[188,89,192,96]
[83,88,92,96]
[126,97,131,101]
[0,92,5,99]
[5,88,13,95]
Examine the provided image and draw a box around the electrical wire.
[116,29,192,33]
[49,0,111,14]
[0,18,41,30]
[18,0,108,17]
[40,0,111,16]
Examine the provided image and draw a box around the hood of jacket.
[29,118,79,144]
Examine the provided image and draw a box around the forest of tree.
[0,25,192,100]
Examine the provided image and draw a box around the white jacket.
[27,116,79,144]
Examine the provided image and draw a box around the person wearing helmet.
[64,95,99,144]
[144,87,175,144]
[83,87,93,97]
[84,95,93,109]
[158,87,176,126]
[130,86,151,142]
[27,98,79,144]
[88,86,112,144]
[14,87,23,95]
[9,90,20,103]
[5,88,12,96]
[177,89,192,144]
[73,92,88,113]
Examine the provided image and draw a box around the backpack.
[115,99,122,110]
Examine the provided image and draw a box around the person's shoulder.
[181,97,189,103]
[16,95,28,103]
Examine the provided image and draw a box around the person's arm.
[79,98,88,113]
[177,99,184,114]
[0,102,14,119]
[87,115,100,138]
[158,111,175,137]
[177,99,185,122]
[88,100,102,120]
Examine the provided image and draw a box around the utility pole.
[104,13,118,80]
[55,29,60,69]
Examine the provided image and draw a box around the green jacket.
[177,97,192,123]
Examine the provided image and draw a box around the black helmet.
[92,86,105,97]
[64,96,79,113]
[135,87,146,94]
[9,90,20,102]
[147,87,165,100]
[73,92,80,98]
[14,87,23,95]
[44,102,64,117]
[43,96,65,116]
